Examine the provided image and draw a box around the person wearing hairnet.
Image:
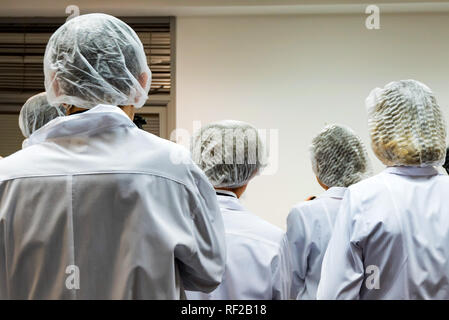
[19,92,66,148]
[317,80,449,299]
[287,124,371,300]
[186,120,292,300]
[0,13,225,299]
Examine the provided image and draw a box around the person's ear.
[138,72,149,89]
[50,72,60,97]
[316,176,329,190]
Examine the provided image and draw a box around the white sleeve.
[175,167,226,294]
[316,189,365,299]
[286,208,310,299]
[271,234,292,300]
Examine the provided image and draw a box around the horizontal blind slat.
[0,18,171,105]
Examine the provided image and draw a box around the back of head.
[310,124,371,188]
[44,13,151,109]
[19,92,66,138]
[191,120,268,188]
[366,80,446,167]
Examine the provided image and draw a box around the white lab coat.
[317,166,449,299]
[0,104,226,299]
[186,191,292,300]
[287,187,346,300]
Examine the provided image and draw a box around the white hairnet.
[44,13,151,109]
[19,92,66,138]
[191,120,268,188]
[310,124,371,188]
[366,79,446,167]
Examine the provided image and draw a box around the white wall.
[176,13,449,229]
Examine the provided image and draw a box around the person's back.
[318,80,449,299]
[0,14,226,299]
[287,187,345,299]
[287,124,371,300]
[329,167,449,299]
[0,105,225,299]
[186,120,291,300]
[188,192,291,300]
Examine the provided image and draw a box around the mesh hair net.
[366,80,446,167]
[19,92,66,138]
[310,124,371,188]
[191,120,268,188]
[44,13,151,109]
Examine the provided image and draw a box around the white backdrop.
[176,12,449,229]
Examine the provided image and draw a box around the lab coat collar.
[27,104,135,147]
[385,166,439,177]
[217,194,246,212]
[317,187,347,200]
[215,190,238,198]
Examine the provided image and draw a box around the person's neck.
[215,185,247,199]
[65,105,135,121]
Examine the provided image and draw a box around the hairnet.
[44,13,151,109]
[310,124,371,188]
[191,120,268,188]
[366,80,446,167]
[19,92,66,138]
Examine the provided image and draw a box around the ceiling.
[2,0,449,17]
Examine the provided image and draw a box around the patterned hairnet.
[44,13,151,109]
[310,124,371,188]
[366,80,446,167]
[191,120,268,188]
[19,92,66,138]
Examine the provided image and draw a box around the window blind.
[0,17,171,107]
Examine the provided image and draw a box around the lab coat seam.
[0,170,193,191]
[68,175,77,300]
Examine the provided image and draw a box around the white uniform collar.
[27,105,135,147]
[216,192,246,212]
[384,166,439,177]
[317,186,347,200]
[215,189,238,198]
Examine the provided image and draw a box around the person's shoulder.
[0,146,43,181]
[134,128,188,156]
[346,172,385,197]
[129,129,202,186]
[227,211,285,248]
[435,172,449,183]
[288,196,326,221]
